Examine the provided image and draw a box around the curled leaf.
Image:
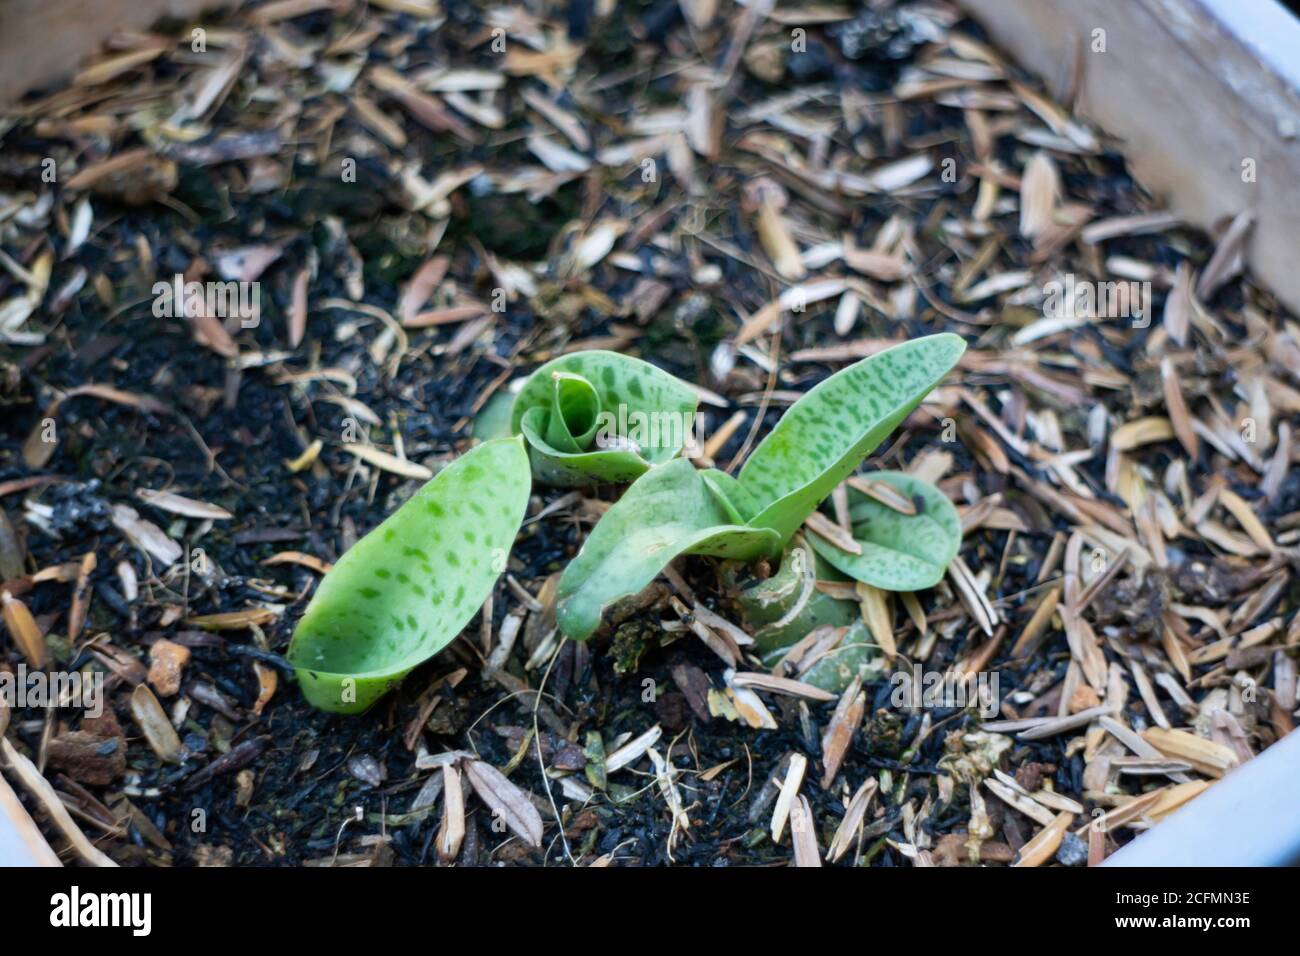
[806,471,961,591]
[287,437,530,713]
[724,542,856,662]
[556,458,781,640]
[738,334,965,545]
[511,351,699,486]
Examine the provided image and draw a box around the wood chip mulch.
[0,0,1296,867]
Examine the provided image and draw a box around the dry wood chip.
[261,551,333,574]
[1160,357,1199,458]
[111,504,183,568]
[2,590,47,668]
[1009,584,1060,657]
[827,778,877,863]
[463,759,543,848]
[847,475,917,514]
[1141,727,1239,777]
[129,684,184,764]
[856,582,897,657]
[731,672,835,702]
[984,778,1057,827]
[805,510,862,554]
[1196,210,1253,300]
[184,607,278,631]
[1012,810,1073,867]
[771,753,808,843]
[821,679,865,788]
[1111,417,1175,452]
[1218,489,1273,551]
[136,489,234,520]
[437,762,465,863]
[148,639,191,697]
[341,443,433,480]
[790,795,821,867]
[1018,151,1060,238]
[252,662,278,717]
[0,738,116,867]
[604,724,662,774]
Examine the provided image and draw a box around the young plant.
[556,333,966,641]
[510,350,699,486]
[287,437,531,713]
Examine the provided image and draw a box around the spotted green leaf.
[556,458,782,640]
[806,471,962,590]
[287,437,531,713]
[511,350,699,486]
[738,334,965,544]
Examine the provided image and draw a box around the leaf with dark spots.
[287,437,530,713]
[556,458,781,640]
[738,334,965,544]
[807,471,962,591]
[511,350,699,486]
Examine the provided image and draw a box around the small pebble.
[1056,831,1088,867]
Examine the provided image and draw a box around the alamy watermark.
[593,406,702,455]
[890,664,1000,718]
[1043,273,1151,328]
[0,665,104,717]
[152,273,261,327]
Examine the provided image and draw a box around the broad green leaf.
[738,334,965,544]
[556,458,782,640]
[806,471,962,590]
[511,350,699,486]
[699,468,761,524]
[287,437,531,713]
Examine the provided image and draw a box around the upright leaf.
[556,458,781,640]
[806,471,961,591]
[287,437,531,713]
[738,334,965,543]
[511,350,699,486]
